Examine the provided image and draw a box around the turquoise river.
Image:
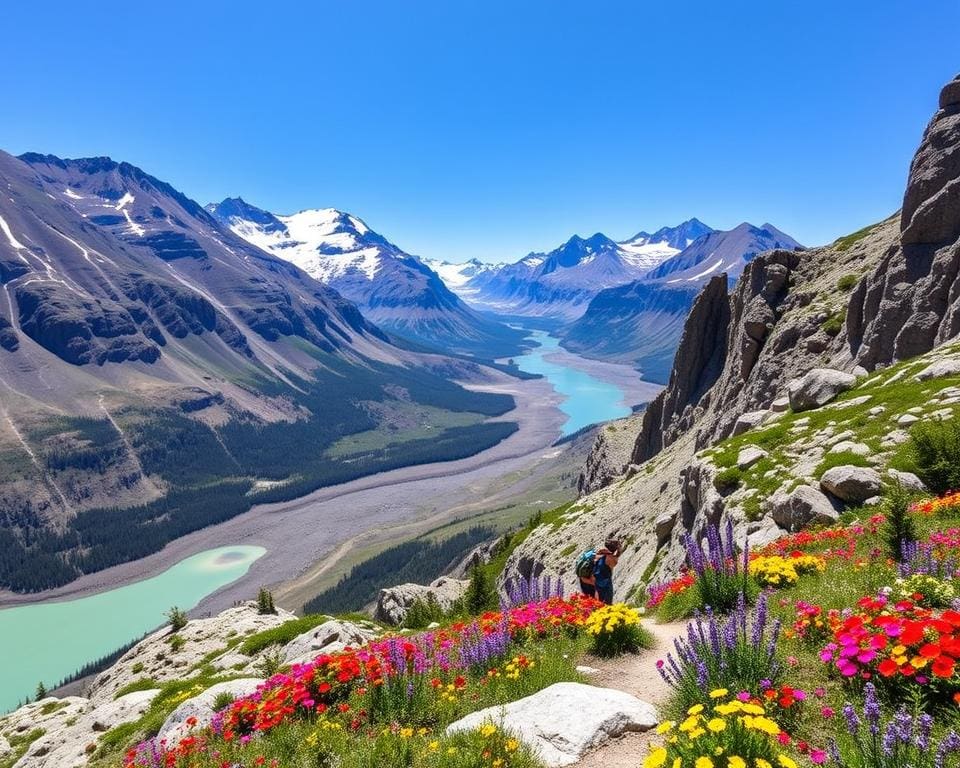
[514,330,632,435]
[0,546,264,713]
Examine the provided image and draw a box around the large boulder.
[787,369,857,411]
[887,468,928,493]
[157,678,263,746]
[374,577,469,626]
[765,485,839,531]
[446,683,658,767]
[820,466,883,504]
[282,619,380,665]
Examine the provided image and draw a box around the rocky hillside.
[501,73,960,599]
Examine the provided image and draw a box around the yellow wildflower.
[707,718,726,732]
[644,748,668,768]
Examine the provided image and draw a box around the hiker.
[575,539,621,604]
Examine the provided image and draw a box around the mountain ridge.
[457,219,712,319]
[559,222,802,380]
[207,198,528,357]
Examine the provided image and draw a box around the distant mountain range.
[421,219,801,383]
[0,151,519,592]
[561,223,803,382]
[207,199,527,357]
[439,220,713,319]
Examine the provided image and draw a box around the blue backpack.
[575,550,596,579]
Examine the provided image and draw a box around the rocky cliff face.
[577,413,646,496]
[848,75,960,366]
[504,73,960,597]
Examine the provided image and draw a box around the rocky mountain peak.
[848,73,960,367]
[207,197,286,234]
[900,73,960,246]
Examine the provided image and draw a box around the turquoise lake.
[0,545,264,713]
[515,331,632,435]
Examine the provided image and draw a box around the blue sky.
[1,2,957,262]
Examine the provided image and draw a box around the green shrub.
[257,588,277,615]
[882,482,917,563]
[211,691,236,712]
[653,585,701,622]
[254,648,285,678]
[402,594,446,629]
[713,466,743,493]
[166,606,188,632]
[168,634,186,652]
[908,418,960,493]
[464,565,497,615]
[822,309,847,337]
[837,273,859,291]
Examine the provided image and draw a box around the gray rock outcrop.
[632,275,731,462]
[820,466,883,504]
[915,359,960,381]
[578,414,645,495]
[788,369,857,411]
[282,619,380,665]
[849,75,960,366]
[13,691,158,768]
[374,577,469,626]
[737,446,768,470]
[765,486,839,531]
[887,469,928,493]
[446,683,658,767]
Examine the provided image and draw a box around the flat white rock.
[446,683,657,767]
[157,678,263,746]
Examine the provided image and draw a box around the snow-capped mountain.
[561,222,803,381]
[207,199,527,357]
[459,220,713,319]
[623,217,714,252]
[645,223,802,285]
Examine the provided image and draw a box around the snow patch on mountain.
[220,206,385,282]
[421,257,501,290]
